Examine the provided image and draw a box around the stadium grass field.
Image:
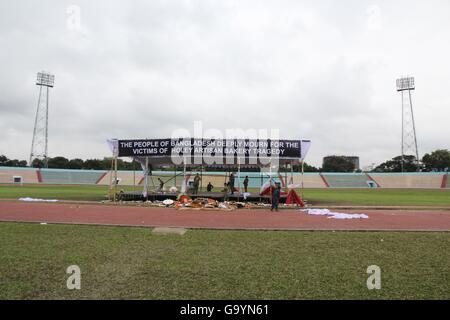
[1,184,449,299]
[0,222,449,300]
[0,184,449,206]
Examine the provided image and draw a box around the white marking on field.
[152,227,187,236]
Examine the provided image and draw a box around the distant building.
[322,156,360,171]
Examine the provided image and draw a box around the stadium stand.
[292,173,327,188]
[321,173,376,188]
[0,167,448,189]
[370,173,444,189]
[39,168,106,185]
[96,170,144,186]
[0,167,39,184]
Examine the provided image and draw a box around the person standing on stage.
[228,173,235,195]
[157,178,164,192]
[193,173,201,194]
[271,182,281,212]
[222,182,229,201]
[243,176,249,193]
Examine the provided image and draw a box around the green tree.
[31,158,45,168]
[322,156,355,172]
[0,155,28,167]
[373,155,419,172]
[422,149,450,171]
[117,159,137,170]
[7,159,20,166]
[68,158,84,169]
[17,160,28,167]
[48,157,70,169]
[292,162,319,172]
[0,155,8,166]
[101,157,138,170]
[83,159,105,170]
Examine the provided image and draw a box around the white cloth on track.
[302,208,369,219]
[19,197,58,202]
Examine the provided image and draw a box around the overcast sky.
[0,0,449,168]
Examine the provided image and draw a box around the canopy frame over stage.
[107,138,311,203]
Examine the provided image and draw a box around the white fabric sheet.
[19,197,58,202]
[302,208,369,219]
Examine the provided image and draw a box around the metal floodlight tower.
[29,72,55,167]
[396,76,419,172]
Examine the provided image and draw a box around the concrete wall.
[0,167,39,184]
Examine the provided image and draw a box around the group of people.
[222,173,251,195]
[187,173,213,194]
[191,173,251,195]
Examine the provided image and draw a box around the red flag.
[286,189,305,207]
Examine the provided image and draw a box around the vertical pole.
[109,157,114,201]
[259,170,263,203]
[44,86,49,168]
[133,158,136,192]
[144,157,149,200]
[227,167,230,195]
[224,167,227,195]
[174,166,177,192]
[200,166,203,193]
[260,171,263,189]
[113,156,118,203]
[401,91,405,173]
[183,157,186,194]
[290,161,294,186]
[269,161,273,207]
[29,86,43,166]
[284,162,288,192]
[408,89,420,170]
[237,157,241,202]
[301,160,305,200]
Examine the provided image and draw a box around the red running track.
[0,201,450,231]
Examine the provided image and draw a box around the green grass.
[302,188,450,206]
[0,222,449,299]
[1,184,449,206]
[0,184,118,201]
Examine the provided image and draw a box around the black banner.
[1,300,445,319]
[117,138,306,164]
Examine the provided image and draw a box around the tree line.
[0,155,138,171]
[321,149,450,172]
[0,149,449,172]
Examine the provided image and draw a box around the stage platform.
[117,191,287,203]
